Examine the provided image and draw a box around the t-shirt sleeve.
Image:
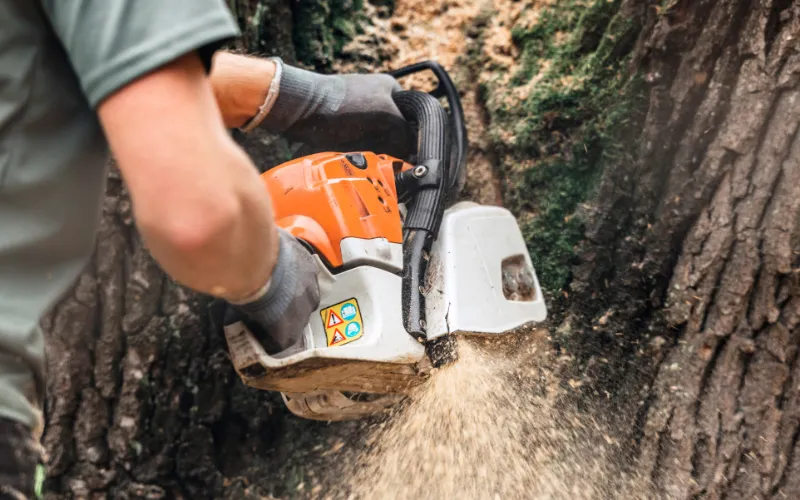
[40,0,241,108]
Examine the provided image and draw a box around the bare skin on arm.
[97,52,279,303]
[209,51,277,129]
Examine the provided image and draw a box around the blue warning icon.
[341,303,357,321]
[345,322,361,338]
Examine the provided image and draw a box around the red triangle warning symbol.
[327,310,343,328]
[331,329,346,344]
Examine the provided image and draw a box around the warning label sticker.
[320,298,364,347]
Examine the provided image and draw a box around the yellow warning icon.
[327,310,343,328]
[330,329,346,345]
[320,298,364,347]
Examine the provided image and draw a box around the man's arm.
[98,52,278,303]
[39,0,320,353]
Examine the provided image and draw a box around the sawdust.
[340,0,481,85]
[480,0,555,85]
[333,338,653,500]
[313,3,655,495]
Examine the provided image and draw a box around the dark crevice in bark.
[694,335,729,422]
[713,411,724,488]
[765,0,793,58]
[770,326,800,493]
[771,423,800,497]
[650,406,676,491]
[697,192,738,336]
[472,80,505,207]
[750,169,789,336]
[725,344,755,493]
[690,433,709,495]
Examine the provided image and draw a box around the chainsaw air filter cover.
[260,151,408,270]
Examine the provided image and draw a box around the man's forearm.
[137,136,281,303]
[209,51,277,129]
[99,52,280,303]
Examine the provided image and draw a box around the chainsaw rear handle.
[388,60,467,199]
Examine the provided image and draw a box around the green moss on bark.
[226,0,298,59]
[292,0,367,71]
[226,0,369,70]
[479,0,644,291]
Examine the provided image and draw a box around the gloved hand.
[257,60,414,158]
[217,229,321,356]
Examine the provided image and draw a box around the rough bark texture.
[561,1,800,499]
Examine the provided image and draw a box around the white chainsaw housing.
[224,202,547,420]
[425,202,547,339]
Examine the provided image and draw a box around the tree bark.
[561,1,800,499]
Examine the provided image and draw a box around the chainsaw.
[222,61,547,421]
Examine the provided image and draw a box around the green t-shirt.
[0,1,240,430]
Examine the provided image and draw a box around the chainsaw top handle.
[388,61,467,201]
[387,61,466,341]
[390,90,448,340]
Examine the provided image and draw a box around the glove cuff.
[259,62,346,134]
[238,57,283,133]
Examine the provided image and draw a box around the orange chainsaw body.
[260,152,413,268]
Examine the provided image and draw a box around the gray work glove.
[218,229,321,355]
[260,61,414,158]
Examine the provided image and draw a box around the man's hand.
[222,229,321,355]
[262,64,414,158]
[209,53,414,159]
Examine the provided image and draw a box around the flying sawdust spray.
[334,338,652,499]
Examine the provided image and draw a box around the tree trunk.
[554,1,800,499]
[634,3,800,499]
[465,0,800,498]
